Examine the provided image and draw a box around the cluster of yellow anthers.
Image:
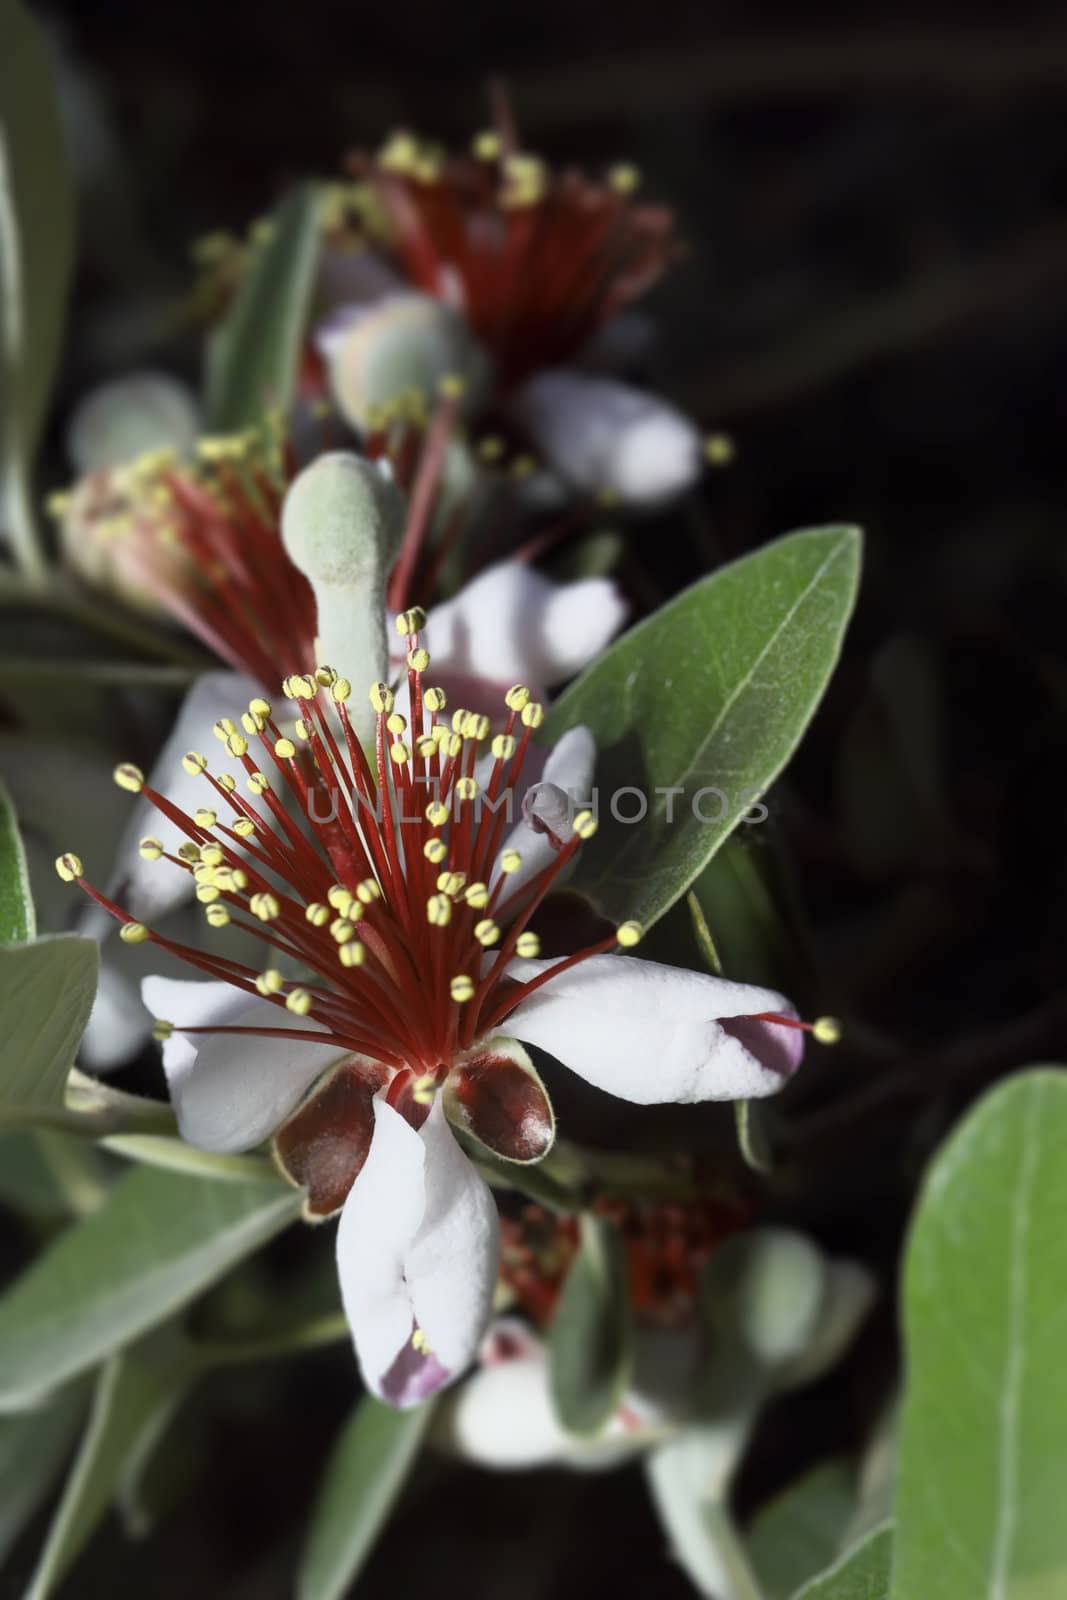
[375,128,640,209]
[57,610,641,1080]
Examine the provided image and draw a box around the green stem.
[702,1502,766,1600]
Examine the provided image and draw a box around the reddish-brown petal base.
[273,1058,389,1218]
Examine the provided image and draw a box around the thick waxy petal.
[512,370,702,507]
[142,976,345,1153]
[113,671,260,923]
[505,955,804,1104]
[336,1096,498,1408]
[411,562,626,694]
[444,1037,555,1164]
[273,1057,390,1218]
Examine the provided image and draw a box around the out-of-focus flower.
[57,623,809,1404]
[440,1206,874,1470]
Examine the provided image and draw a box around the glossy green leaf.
[0,775,34,941]
[0,1164,301,1409]
[0,1382,87,1565]
[0,0,75,582]
[749,1460,857,1600]
[24,1342,198,1599]
[203,183,321,431]
[794,1525,892,1600]
[544,526,861,928]
[298,1395,436,1600]
[549,1212,633,1435]
[0,935,98,1118]
[891,1068,1067,1600]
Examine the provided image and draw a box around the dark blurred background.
[7,1,1067,1593]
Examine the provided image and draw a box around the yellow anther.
[813,1016,843,1046]
[390,741,412,765]
[415,735,438,760]
[472,129,502,160]
[617,920,643,948]
[219,773,236,793]
[378,129,420,173]
[194,808,217,829]
[705,431,736,468]
[609,162,641,193]
[315,665,338,687]
[437,870,466,896]
[474,918,500,947]
[231,868,249,890]
[405,647,429,674]
[491,733,516,760]
[516,931,541,958]
[113,763,145,794]
[241,711,265,736]
[214,718,237,741]
[152,1020,174,1041]
[438,374,466,402]
[423,838,447,864]
[338,940,366,969]
[396,606,427,636]
[199,842,224,866]
[139,837,163,861]
[464,881,489,908]
[205,903,230,928]
[333,677,352,703]
[274,737,296,760]
[55,853,83,882]
[196,884,220,903]
[247,772,270,794]
[193,864,216,886]
[331,918,356,944]
[232,817,256,838]
[504,684,532,712]
[225,733,248,759]
[499,849,522,873]
[250,892,280,922]
[426,893,452,927]
[212,867,237,891]
[356,879,381,904]
[370,682,395,714]
[425,800,449,827]
[255,969,284,996]
[286,989,313,1016]
[177,842,200,863]
[294,720,310,741]
[411,1324,433,1353]
[249,697,272,719]
[303,902,329,927]
[477,435,505,464]
[450,974,475,1002]
[119,922,149,944]
[454,776,478,802]
[467,713,490,742]
[444,732,462,759]
[423,686,447,713]
[521,701,544,728]
[450,708,469,735]
[510,454,536,479]
[574,810,598,839]
[327,885,354,915]
[290,674,316,700]
[386,712,407,736]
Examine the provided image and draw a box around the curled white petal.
[506,955,804,1103]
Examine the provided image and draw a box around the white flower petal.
[492,725,597,900]
[506,955,804,1103]
[336,1096,498,1408]
[141,976,341,1152]
[512,370,702,507]
[80,960,153,1072]
[411,562,626,693]
[111,671,260,922]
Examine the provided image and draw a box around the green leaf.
[794,1525,892,1600]
[544,526,861,928]
[24,1341,198,1599]
[749,1460,857,1600]
[891,1068,1067,1600]
[0,0,75,581]
[298,1395,436,1600]
[549,1211,633,1434]
[0,776,34,941]
[0,1383,88,1566]
[0,935,98,1117]
[0,1164,301,1409]
[203,183,321,431]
